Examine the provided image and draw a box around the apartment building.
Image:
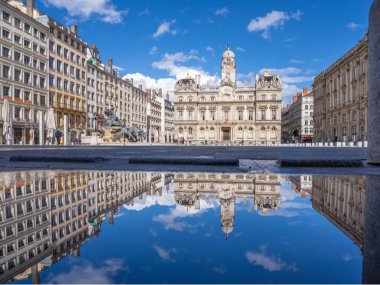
[281,88,314,142]
[313,35,368,143]
[0,0,48,144]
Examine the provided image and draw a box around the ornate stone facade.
[174,47,282,144]
[173,173,281,236]
[313,35,368,143]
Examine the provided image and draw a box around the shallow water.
[0,171,377,284]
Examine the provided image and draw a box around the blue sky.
[36,0,371,104]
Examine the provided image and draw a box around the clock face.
[221,86,234,96]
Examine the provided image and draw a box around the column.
[64,115,68,145]
[362,176,380,283]
[31,264,40,284]
[39,111,44,146]
[368,0,380,164]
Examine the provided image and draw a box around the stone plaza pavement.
[0,144,378,175]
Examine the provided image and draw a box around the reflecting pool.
[0,171,378,284]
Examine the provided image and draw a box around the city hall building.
[173,47,282,145]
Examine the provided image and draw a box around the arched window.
[271,127,276,131]
[238,127,243,131]
[200,127,205,131]
[178,97,183,102]
[210,127,215,131]
[261,127,266,131]
[249,127,254,131]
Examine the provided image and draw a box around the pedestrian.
[55,130,61,145]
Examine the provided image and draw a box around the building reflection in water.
[0,171,173,284]
[173,173,281,237]
[0,171,378,283]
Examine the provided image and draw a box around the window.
[40,47,46,55]
[305,120,308,125]
[14,51,21,61]
[261,94,266,100]
[14,69,21,81]
[188,127,193,135]
[238,110,243,120]
[24,39,30,48]
[2,11,10,22]
[249,110,254,120]
[239,96,243,101]
[210,110,215,120]
[2,28,10,39]
[15,88,21,99]
[24,55,30,65]
[14,34,21,44]
[14,17,21,28]
[224,111,229,121]
[211,97,215,102]
[201,111,205,120]
[24,91,30,101]
[179,127,183,134]
[24,72,30,84]
[40,32,46,41]
[2,65,10,78]
[3,86,10,97]
[261,110,266,120]
[2,46,10,58]
[272,94,276,100]
[272,110,277,120]
[188,111,193,120]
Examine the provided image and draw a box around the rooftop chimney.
[303,87,309,95]
[158,88,162,97]
[166,92,169,101]
[71,25,78,34]
[108,58,113,72]
[26,0,35,17]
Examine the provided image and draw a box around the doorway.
[222,127,231,141]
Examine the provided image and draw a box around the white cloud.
[237,67,314,105]
[149,46,158,55]
[43,0,126,24]
[289,59,304,64]
[347,22,364,31]
[236,47,245,52]
[138,7,150,16]
[247,10,302,39]
[48,258,126,284]
[246,245,298,272]
[153,245,176,262]
[153,19,178,38]
[215,7,230,17]
[123,50,219,100]
[206,46,215,57]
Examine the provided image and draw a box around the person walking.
[55,130,61,145]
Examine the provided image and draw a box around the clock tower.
[220,47,236,98]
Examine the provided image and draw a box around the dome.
[222,47,235,58]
